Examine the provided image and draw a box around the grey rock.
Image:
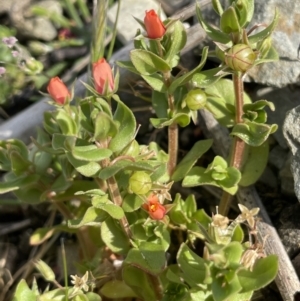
[259,166,278,189]
[107,0,166,45]
[159,0,192,15]
[269,145,287,170]
[10,0,62,41]
[245,1,300,87]
[279,153,295,196]
[0,0,13,14]
[283,106,300,200]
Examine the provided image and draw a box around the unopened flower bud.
[144,10,166,39]
[92,58,115,95]
[257,36,272,59]
[23,57,44,75]
[184,89,207,111]
[225,44,256,72]
[128,171,152,195]
[34,260,55,282]
[47,77,71,105]
[122,140,140,157]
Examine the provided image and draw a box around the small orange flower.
[143,194,166,220]
[144,10,166,39]
[47,77,70,105]
[92,58,115,95]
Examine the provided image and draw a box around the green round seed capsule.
[184,89,207,111]
[128,171,152,195]
[225,44,256,72]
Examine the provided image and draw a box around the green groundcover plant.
[0,0,279,300]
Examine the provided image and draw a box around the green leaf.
[122,265,158,301]
[212,274,242,301]
[161,282,188,301]
[220,7,240,34]
[233,0,254,27]
[30,225,75,245]
[150,112,190,129]
[172,139,212,181]
[12,279,36,301]
[93,112,118,141]
[130,49,171,75]
[205,79,251,127]
[109,95,136,153]
[239,142,269,186]
[68,206,108,228]
[116,60,139,74]
[52,133,68,151]
[238,255,278,292]
[141,73,167,92]
[122,193,144,212]
[164,20,187,65]
[182,165,240,195]
[152,90,168,118]
[177,243,206,287]
[231,121,278,146]
[192,67,226,89]
[43,111,61,135]
[254,45,279,65]
[169,47,208,93]
[38,288,73,301]
[93,198,125,219]
[248,8,279,44]
[100,280,137,298]
[125,242,166,275]
[98,160,154,180]
[101,217,130,254]
[196,4,230,44]
[31,129,53,174]
[66,152,101,177]
[85,292,102,301]
[10,151,33,176]
[56,109,78,135]
[212,0,223,15]
[71,145,112,162]
[0,174,40,194]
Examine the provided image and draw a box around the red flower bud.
[92,58,115,95]
[47,77,70,105]
[144,10,166,39]
[143,194,166,220]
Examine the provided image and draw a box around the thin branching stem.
[219,73,246,215]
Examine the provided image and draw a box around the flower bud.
[144,10,166,39]
[257,36,272,59]
[92,58,115,95]
[47,77,70,105]
[225,44,256,72]
[128,171,152,195]
[23,57,44,75]
[121,140,140,157]
[143,194,166,220]
[184,89,207,111]
[34,260,55,282]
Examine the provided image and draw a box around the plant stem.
[97,139,133,239]
[155,40,179,177]
[168,122,178,176]
[106,175,133,238]
[219,73,246,215]
[163,70,178,177]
